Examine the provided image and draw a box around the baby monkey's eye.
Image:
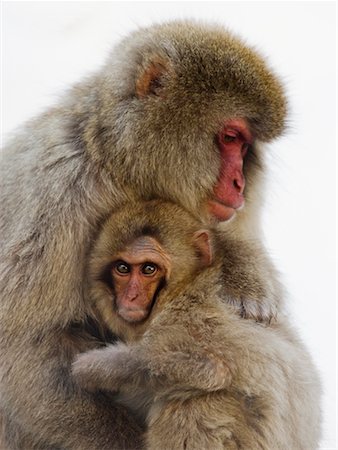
[141,263,158,276]
[114,261,130,274]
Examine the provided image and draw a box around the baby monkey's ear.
[193,230,213,267]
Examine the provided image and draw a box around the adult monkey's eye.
[141,263,157,275]
[223,134,237,143]
[114,261,130,274]
[242,142,250,156]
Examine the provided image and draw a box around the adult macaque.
[73,201,321,450]
[1,20,305,449]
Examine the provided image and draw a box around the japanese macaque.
[0,19,314,449]
[73,201,321,450]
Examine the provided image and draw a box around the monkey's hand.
[72,343,144,393]
[72,343,132,392]
[151,350,234,392]
[227,295,278,324]
[72,348,111,392]
[218,237,282,324]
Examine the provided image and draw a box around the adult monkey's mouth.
[207,199,241,222]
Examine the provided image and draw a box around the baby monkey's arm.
[72,337,233,394]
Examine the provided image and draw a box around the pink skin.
[113,262,163,323]
[111,234,212,324]
[112,238,169,323]
[207,119,253,222]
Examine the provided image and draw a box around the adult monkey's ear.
[136,56,171,98]
[193,230,213,267]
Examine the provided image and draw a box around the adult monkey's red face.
[208,119,253,222]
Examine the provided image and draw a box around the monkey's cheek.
[207,200,237,222]
[118,308,149,323]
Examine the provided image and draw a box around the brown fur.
[1,21,289,448]
[73,201,321,450]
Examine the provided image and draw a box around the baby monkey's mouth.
[118,307,149,323]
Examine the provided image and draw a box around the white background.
[1,2,336,448]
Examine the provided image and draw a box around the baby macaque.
[73,201,320,450]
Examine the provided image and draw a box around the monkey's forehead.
[123,236,168,257]
[115,237,171,267]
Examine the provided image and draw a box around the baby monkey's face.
[107,229,212,324]
[110,236,170,323]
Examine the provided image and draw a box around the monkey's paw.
[228,296,278,324]
[72,348,112,392]
[72,344,131,392]
[200,355,234,391]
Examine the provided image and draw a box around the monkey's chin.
[118,308,149,323]
[207,200,237,222]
